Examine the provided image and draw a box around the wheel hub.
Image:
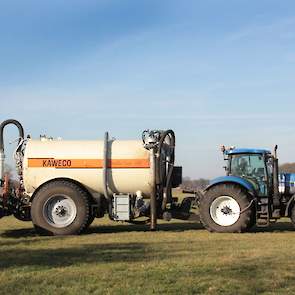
[210,196,241,226]
[43,194,77,228]
[221,205,232,215]
[55,205,67,217]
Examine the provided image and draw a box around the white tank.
[23,138,153,197]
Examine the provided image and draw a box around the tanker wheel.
[31,180,90,236]
[199,184,252,233]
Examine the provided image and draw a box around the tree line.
[180,163,295,190]
[279,163,295,173]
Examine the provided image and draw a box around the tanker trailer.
[0,119,194,236]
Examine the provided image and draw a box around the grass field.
[1,216,295,295]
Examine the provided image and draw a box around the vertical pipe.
[150,147,157,231]
[103,132,109,200]
[0,152,5,185]
[273,147,280,207]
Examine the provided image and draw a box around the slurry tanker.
[1,119,295,235]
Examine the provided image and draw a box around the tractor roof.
[227,148,271,155]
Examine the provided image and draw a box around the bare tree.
[180,177,209,190]
[280,163,295,173]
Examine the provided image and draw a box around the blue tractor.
[199,146,295,232]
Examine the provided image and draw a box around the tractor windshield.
[229,153,268,195]
[230,154,266,179]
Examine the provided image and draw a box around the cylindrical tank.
[23,138,153,197]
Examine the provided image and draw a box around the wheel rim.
[210,196,241,226]
[43,194,77,228]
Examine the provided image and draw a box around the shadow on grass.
[250,222,294,233]
[86,219,295,235]
[1,227,38,238]
[0,241,188,269]
[1,221,203,239]
[86,221,203,234]
[1,220,294,240]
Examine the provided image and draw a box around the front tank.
[23,138,153,197]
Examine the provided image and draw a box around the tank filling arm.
[157,130,175,210]
[142,129,176,230]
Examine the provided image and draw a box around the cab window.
[230,154,266,179]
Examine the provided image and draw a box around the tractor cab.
[199,145,287,232]
[224,148,272,197]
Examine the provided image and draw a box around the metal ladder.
[256,197,270,227]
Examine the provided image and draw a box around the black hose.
[155,130,175,211]
[163,133,175,210]
[0,119,24,152]
[156,130,175,184]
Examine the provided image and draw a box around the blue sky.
[1,0,295,178]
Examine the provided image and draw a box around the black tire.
[31,180,90,236]
[13,209,32,222]
[85,214,95,229]
[199,184,253,233]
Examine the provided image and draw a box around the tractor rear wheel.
[199,184,253,233]
[31,180,90,236]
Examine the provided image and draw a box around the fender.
[204,176,256,194]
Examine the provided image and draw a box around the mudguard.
[205,176,256,194]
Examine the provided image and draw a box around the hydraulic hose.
[0,119,24,184]
[156,130,175,184]
[0,119,24,153]
[155,130,175,211]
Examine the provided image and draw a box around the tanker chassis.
[0,119,191,235]
[1,119,295,235]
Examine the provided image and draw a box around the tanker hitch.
[0,119,31,221]
[0,173,31,221]
[0,118,203,236]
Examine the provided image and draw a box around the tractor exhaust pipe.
[273,145,280,208]
[0,119,24,185]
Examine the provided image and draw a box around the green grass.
[1,216,295,295]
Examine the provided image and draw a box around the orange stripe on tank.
[27,158,150,169]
